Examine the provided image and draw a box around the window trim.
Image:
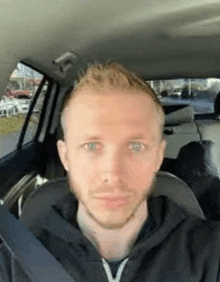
[17,76,48,149]
[45,83,60,136]
[34,78,53,142]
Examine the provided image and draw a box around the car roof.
[1,0,220,98]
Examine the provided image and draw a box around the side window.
[0,63,46,158]
[148,78,220,115]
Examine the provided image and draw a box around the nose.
[100,150,125,186]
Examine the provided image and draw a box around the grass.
[0,116,25,134]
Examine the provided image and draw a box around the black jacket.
[0,193,220,282]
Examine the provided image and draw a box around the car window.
[148,78,220,115]
[22,81,49,146]
[0,63,46,158]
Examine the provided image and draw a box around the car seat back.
[196,120,220,178]
[19,171,205,232]
[171,141,220,220]
[164,105,200,158]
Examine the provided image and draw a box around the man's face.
[57,87,166,229]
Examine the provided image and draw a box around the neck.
[77,201,148,261]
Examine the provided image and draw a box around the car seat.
[196,96,220,177]
[163,104,200,159]
[19,171,205,232]
[172,141,220,220]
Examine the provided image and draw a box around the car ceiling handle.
[0,204,76,282]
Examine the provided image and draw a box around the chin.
[94,218,131,230]
[87,207,136,230]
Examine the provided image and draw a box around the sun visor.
[164,104,194,125]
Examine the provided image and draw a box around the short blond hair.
[58,62,164,140]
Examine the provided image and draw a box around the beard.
[67,173,156,230]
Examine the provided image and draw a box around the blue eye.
[88,142,97,150]
[129,142,145,152]
[85,142,100,152]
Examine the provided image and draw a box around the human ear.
[155,139,167,172]
[57,139,70,172]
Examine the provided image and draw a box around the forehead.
[63,87,162,140]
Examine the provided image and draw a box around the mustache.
[90,184,133,196]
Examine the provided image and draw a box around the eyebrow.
[83,136,102,141]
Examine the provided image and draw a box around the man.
[0,62,220,281]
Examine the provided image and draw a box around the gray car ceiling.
[1,0,220,98]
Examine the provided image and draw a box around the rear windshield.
[148,78,220,115]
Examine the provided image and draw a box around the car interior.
[1,0,220,278]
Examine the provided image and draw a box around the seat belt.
[0,204,75,282]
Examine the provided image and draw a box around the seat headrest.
[164,105,194,125]
[172,140,220,220]
[175,140,219,180]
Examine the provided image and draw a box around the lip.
[96,196,130,208]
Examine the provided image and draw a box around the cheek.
[68,152,98,187]
[128,165,155,188]
[130,149,160,170]
[124,157,157,191]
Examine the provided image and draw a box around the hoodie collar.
[39,193,82,243]
[129,195,189,259]
[39,192,190,258]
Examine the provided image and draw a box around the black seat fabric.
[172,141,220,220]
[214,92,220,119]
[20,178,69,230]
[19,171,205,230]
